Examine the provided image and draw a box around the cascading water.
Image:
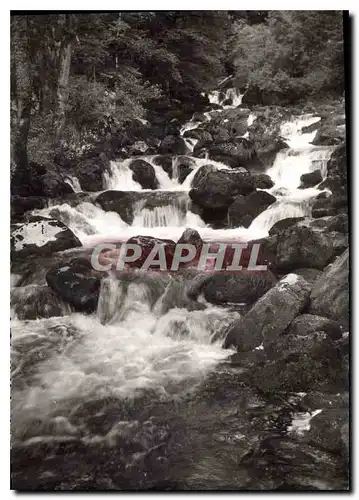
[12,82,343,490]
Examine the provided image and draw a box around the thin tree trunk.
[54,14,72,162]
[11,16,33,193]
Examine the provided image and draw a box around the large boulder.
[224,274,312,351]
[129,159,159,190]
[318,143,347,203]
[299,169,323,189]
[11,195,46,223]
[159,135,187,155]
[75,155,110,191]
[11,284,71,320]
[11,218,81,262]
[309,249,349,328]
[247,331,346,394]
[311,123,345,146]
[208,138,261,169]
[41,163,75,197]
[189,270,277,306]
[272,223,335,271]
[189,169,260,211]
[125,235,176,270]
[228,191,276,228]
[46,258,101,313]
[95,190,137,224]
[287,314,343,341]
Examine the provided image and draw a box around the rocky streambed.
[11,87,349,490]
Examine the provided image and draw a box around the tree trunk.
[54,14,72,162]
[11,16,33,194]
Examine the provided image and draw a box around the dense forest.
[11,11,344,194]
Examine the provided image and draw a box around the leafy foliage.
[230,11,344,102]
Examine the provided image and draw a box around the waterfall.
[65,175,82,192]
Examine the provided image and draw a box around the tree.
[11,15,33,190]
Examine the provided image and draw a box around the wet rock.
[299,169,323,189]
[311,123,345,146]
[248,331,345,394]
[228,191,276,228]
[46,258,101,313]
[189,169,257,211]
[95,190,137,224]
[291,268,322,284]
[11,195,46,223]
[208,138,261,170]
[75,156,110,191]
[308,407,349,454]
[309,248,349,328]
[129,159,159,190]
[268,217,305,236]
[152,155,173,178]
[317,143,347,211]
[11,219,81,262]
[11,284,71,320]
[199,270,277,306]
[183,129,212,144]
[159,135,187,155]
[125,235,176,270]
[177,228,203,251]
[41,163,75,197]
[287,314,343,341]
[224,274,311,351]
[273,223,335,271]
[174,156,196,184]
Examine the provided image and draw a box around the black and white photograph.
[10,10,350,491]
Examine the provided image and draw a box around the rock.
[242,84,302,107]
[208,138,261,169]
[190,164,217,189]
[95,190,137,224]
[268,217,305,236]
[248,331,345,394]
[11,284,71,320]
[291,268,322,284]
[189,169,256,211]
[174,156,196,184]
[318,143,347,205]
[287,314,343,341]
[159,135,187,155]
[125,235,176,270]
[274,224,335,271]
[228,191,276,228]
[75,156,110,191]
[126,140,150,155]
[224,274,312,351]
[312,123,345,146]
[152,155,174,178]
[198,270,277,306]
[177,228,203,250]
[46,258,101,313]
[299,169,323,189]
[251,173,274,189]
[183,129,213,144]
[308,408,349,454]
[192,112,207,122]
[309,249,349,327]
[41,163,75,197]
[11,219,81,262]
[129,159,159,190]
[11,195,46,223]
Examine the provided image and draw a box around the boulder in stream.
[11,218,81,262]
[129,159,159,190]
[224,273,312,351]
[46,258,101,313]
